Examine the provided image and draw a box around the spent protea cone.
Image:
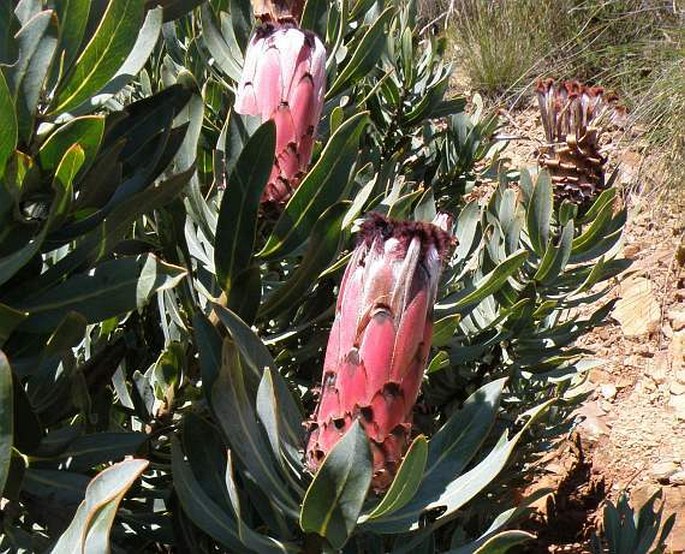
[251,0,305,22]
[306,214,454,492]
[535,78,625,208]
[235,21,326,205]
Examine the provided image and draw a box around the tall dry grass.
[419,0,684,191]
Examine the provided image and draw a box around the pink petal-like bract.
[306,214,454,492]
[235,22,326,205]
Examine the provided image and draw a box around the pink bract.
[235,23,326,204]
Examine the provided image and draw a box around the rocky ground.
[496,101,685,552]
[574,191,685,552]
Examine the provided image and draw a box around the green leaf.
[426,350,450,374]
[0,350,12,496]
[0,3,18,66]
[171,437,254,552]
[301,0,328,36]
[533,219,574,285]
[193,313,223,405]
[454,200,481,262]
[418,401,552,530]
[571,190,617,254]
[54,0,91,74]
[211,339,298,516]
[226,265,262,326]
[72,6,163,115]
[260,112,369,260]
[171,444,240,550]
[230,0,253,53]
[15,0,42,25]
[38,115,105,174]
[9,9,58,140]
[432,314,461,348]
[224,450,296,553]
[23,468,88,507]
[404,73,450,126]
[569,219,625,264]
[219,109,261,176]
[147,0,205,22]
[200,3,242,83]
[430,98,468,119]
[365,435,428,521]
[51,459,149,554]
[579,187,615,224]
[48,143,84,230]
[211,304,274,380]
[18,254,186,333]
[55,432,147,472]
[0,228,47,288]
[526,171,552,256]
[256,368,305,484]
[0,304,28,346]
[182,413,232,512]
[327,8,393,97]
[215,121,276,294]
[260,202,349,318]
[437,250,528,314]
[450,530,535,554]
[365,379,506,533]
[50,0,146,114]
[211,304,304,443]
[0,70,17,179]
[300,421,373,549]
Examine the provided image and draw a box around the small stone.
[650,461,679,483]
[599,400,614,413]
[615,377,633,390]
[671,332,685,372]
[629,484,662,510]
[669,471,685,486]
[671,381,685,396]
[589,368,612,384]
[623,244,641,259]
[594,327,612,342]
[646,353,669,384]
[600,383,618,401]
[669,394,685,420]
[612,277,661,337]
[669,310,685,332]
[643,379,657,392]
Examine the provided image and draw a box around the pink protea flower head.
[235,22,326,205]
[306,214,455,492]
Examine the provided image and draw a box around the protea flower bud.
[235,22,326,205]
[535,78,626,208]
[306,214,454,492]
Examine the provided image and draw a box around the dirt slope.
[498,102,685,552]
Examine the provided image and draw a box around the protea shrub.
[235,13,326,204]
[535,78,625,208]
[1,1,650,552]
[306,214,454,492]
